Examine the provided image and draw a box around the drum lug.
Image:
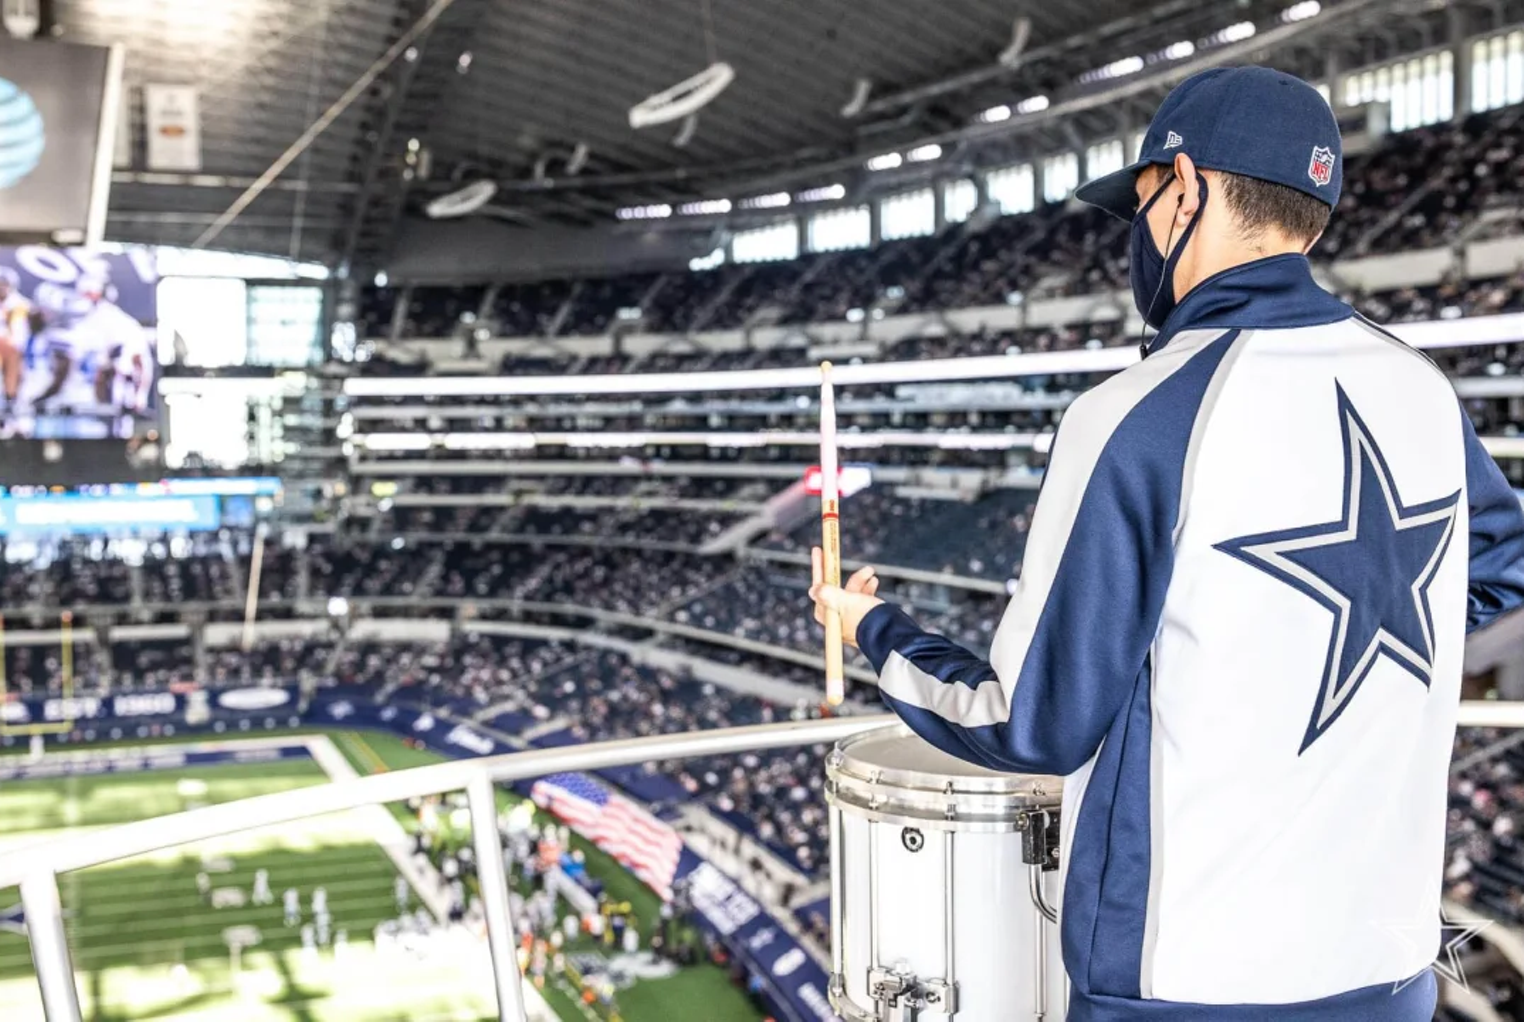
[943,781,957,821]
[867,965,957,1021]
[921,979,956,1016]
[1019,809,1062,873]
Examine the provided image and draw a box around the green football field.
[0,731,764,1022]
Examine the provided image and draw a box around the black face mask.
[1130,172,1209,343]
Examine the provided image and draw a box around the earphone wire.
[1139,176,1182,358]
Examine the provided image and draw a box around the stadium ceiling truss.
[49,0,1524,270]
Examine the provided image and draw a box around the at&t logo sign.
[0,78,45,189]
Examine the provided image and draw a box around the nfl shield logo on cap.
[1308,145,1335,187]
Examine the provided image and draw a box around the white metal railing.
[2,715,892,1022]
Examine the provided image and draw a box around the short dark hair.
[1219,171,1331,245]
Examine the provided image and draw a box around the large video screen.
[0,245,158,440]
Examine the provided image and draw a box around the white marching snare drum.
[826,726,1066,1021]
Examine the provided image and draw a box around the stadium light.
[678,198,732,216]
[1159,41,1195,60]
[865,153,903,172]
[979,104,1012,123]
[1206,21,1257,45]
[797,184,847,202]
[1280,1,1321,21]
[615,204,673,220]
[907,144,943,163]
[740,192,791,209]
[1015,95,1049,114]
[1080,57,1144,84]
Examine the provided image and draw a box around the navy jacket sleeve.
[857,332,1242,777]
[1461,410,1524,632]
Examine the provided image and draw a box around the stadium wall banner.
[676,857,837,1022]
[216,687,293,711]
[142,84,201,172]
[0,685,301,731]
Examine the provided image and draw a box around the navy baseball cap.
[1074,65,1342,220]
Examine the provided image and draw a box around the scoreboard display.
[0,477,280,536]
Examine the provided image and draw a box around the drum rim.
[830,723,1062,799]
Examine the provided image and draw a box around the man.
[0,267,29,405]
[23,279,95,413]
[251,867,273,905]
[810,66,1524,1019]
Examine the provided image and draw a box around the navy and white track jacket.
[858,254,1524,1020]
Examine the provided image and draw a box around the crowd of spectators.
[673,568,1004,661]
[356,274,1514,386]
[355,106,1524,353]
[1447,727,1524,924]
[763,487,1034,581]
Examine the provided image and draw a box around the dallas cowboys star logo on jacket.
[1216,382,1460,753]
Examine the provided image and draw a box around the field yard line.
[301,735,451,922]
[302,734,559,1022]
[343,732,390,774]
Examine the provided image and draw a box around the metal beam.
[191,0,464,250]
[342,0,500,272]
[338,0,433,272]
[111,172,360,193]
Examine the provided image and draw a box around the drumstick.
[820,360,845,707]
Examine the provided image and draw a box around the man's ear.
[1172,152,1200,227]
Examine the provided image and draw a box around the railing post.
[468,771,528,1022]
[21,871,82,1022]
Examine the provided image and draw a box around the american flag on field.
[531,772,683,900]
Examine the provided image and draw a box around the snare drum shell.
[829,727,1067,1021]
[835,810,1066,1021]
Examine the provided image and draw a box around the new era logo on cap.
[1308,145,1335,187]
[1164,131,1184,149]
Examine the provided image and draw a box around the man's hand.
[809,546,885,649]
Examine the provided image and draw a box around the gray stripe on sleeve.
[879,650,1010,728]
